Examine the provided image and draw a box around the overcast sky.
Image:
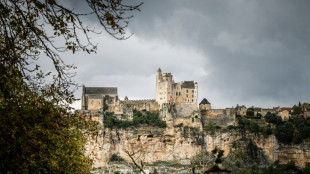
[63,0,310,109]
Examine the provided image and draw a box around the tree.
[292,104,302,115]
[265,112,282,125]
[0,0,142,173]
[246,108,254,117]
[275,122,294,144]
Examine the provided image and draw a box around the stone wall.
[176,103,197,117]
[202,115,235,127]
[174,117,202,130]
[121,99,159,112]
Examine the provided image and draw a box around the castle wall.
[121,100,159,112]
[173,117,202,130]
[176,103,196,117]
[88,99,102,110]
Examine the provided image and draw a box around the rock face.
[85,126,203,169]
[85,123,310,170]
[254,134,310,167]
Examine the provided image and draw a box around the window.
[186,94,188,98]
[186,90,188,93]
[192,99,194,102]
[192,94,194,98]
[179,92,181,96]
[176,92,178,96]
[192,90,194,93]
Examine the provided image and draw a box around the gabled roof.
[83,86,117,95]
[304,104,310,111]
[199,98,210,105]
[281,107,291,112]
[254,108,262,112]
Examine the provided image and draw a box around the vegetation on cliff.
[235,160,310,174]
[235,111,310,145]
[103,110,167,129]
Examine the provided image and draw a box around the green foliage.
[292,105,303,115]
[273,115,310,144]
[263,125,273,137]
[275,122,294,144]
[0,81,94,173]
[246,140,259,163]
[103,110,166,129]
[110,154,124,162]
[204,123,221,134]
[304,162,310,174]
[293,128,302,144]
[174,123,183,127]
[195,137,204,146]
[246,108,254,117]
[237,117,263,135]
[264,112,282,125]
[235,161,304,174]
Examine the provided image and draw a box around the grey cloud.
[124,0,310,108]
[58,0,310,109]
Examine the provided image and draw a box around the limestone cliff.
[85,126,203,169]
[85,123,310,171]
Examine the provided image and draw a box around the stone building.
[236,104,247,116]
[156,68,198,111]
[278,107,291,121]
[81,68,200,119]
[199,98,211,111]
[304,104,310,118]
[81,86,119,111]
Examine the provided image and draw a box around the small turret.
[157,67,161,73]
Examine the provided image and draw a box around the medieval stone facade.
[155,68,198,111]
[81,86,119,111]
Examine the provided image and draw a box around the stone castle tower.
[156,68,198,109]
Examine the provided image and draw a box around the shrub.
[110,154,124,162]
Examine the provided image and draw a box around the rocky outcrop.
[85,123,310,170]
[85,126,203,169]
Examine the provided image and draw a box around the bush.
[110,154,124,162]
[265,112,282,125]
[195,138,204,146]
[275,122,294,144]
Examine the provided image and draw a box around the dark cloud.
[61,0,310,109]
[125,0,310,108]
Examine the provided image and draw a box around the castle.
[156,68,198,110]
[80,68,302,124]
[81,68,200,118]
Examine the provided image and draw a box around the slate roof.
[281,107,291,112]
[254,108,262,112]
[304,104,310,111]
[83,87,117,95]
[199,98,210,105]
[181,81,195,88]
